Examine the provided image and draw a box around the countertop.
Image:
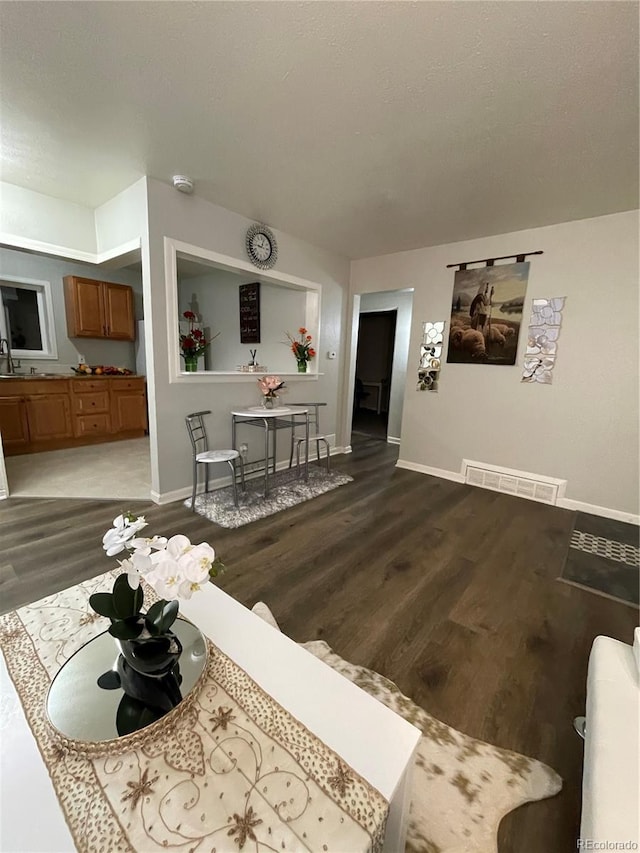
[0,373,143,380]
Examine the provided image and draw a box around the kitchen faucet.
[0,338,15,374]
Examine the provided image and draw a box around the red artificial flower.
[183,311,196,320]
[299,327,307,335]
[308,348,316,357]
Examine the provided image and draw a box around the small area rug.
[185,467,353,528]
[559,512,639,607]
[251,602,563,853]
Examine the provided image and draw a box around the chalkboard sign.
[239,282,260,344]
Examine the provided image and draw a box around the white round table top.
[231,406,309,417]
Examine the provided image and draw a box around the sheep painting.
[446,261,529,365]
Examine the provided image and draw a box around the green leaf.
[109,618,143,640]
[209,558,225,579]
[145,599,179,635]
[89,592,118,619]
[112,574,142,619]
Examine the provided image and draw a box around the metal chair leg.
[323,438,331,472]
[204,463,210,494]
[228,460,238,507]
[191,459,198,511]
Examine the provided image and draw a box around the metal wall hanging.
[417,321,445,391]
[447,262,531,365]
[521,297,565,384]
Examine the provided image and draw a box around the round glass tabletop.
[46,618,207,742]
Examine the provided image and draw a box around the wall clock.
[246,223,278,270]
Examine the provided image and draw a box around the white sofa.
[579,627,640,845]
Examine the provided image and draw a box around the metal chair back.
[185,410,211,457]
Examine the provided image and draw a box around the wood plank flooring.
[1,436,637,852]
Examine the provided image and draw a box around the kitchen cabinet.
[71,379,111,438]
[63,276,135,341]
[0,397,30,451]
[111,378,147,433]
[25,393,73,441]
[0,376,147,455]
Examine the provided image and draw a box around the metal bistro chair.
[185,410,245,510]
[288,402,330,474]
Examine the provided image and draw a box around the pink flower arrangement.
[258,375,285,400]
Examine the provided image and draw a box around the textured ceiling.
[1,1,638,259]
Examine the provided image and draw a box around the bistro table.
[231,405,310,496]
[1,578,421,853]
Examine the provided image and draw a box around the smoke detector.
[172,175,194,194]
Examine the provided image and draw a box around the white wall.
[350,210,640,518]
[178,270,308,372]
[0,182,97,256]
[94,178,147,257]
[0,247,143,373]
[145,178,350,498]
[358,290,413,440]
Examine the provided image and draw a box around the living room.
[0,3,638,852]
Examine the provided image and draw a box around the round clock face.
[246,224,278,269]
[251,232,272,262]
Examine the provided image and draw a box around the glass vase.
[184,355,199,373]
[261,395,276,409]
[297,361,307,373]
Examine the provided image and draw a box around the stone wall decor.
[417,321,445,391]
[521,297,565,384]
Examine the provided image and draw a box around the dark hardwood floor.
[1,436,637,852]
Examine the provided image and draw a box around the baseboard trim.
[387,436,401,445]
[395,459,639,524]
[395,459,465,483]
[556,497,639,526]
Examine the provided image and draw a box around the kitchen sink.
[0,373,59,378]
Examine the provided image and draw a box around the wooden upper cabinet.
[63,276,135,341]
[104,283,135,340]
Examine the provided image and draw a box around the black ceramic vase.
[117,630,183,678]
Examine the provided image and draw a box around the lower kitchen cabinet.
[0,376,147,456]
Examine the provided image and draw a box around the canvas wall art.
[447,262,530,365]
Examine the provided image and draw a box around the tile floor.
[4,437,151,500]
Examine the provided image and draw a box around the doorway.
[352,310,397,440]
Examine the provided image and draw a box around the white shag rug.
[186,468,353,528]
[251,602,563,853]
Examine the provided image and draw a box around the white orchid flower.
[102,514,148,556]
[145,556,184,601]
[117,557,141,590]
[166,534,193,558]
[129,535,168,554]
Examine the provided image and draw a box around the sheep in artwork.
[461,329,486,358]
[491,323,515,338]
[450,328,464,348]
[450,315,467,328]
[485,327,506,347]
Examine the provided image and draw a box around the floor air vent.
[462,460,566,506]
